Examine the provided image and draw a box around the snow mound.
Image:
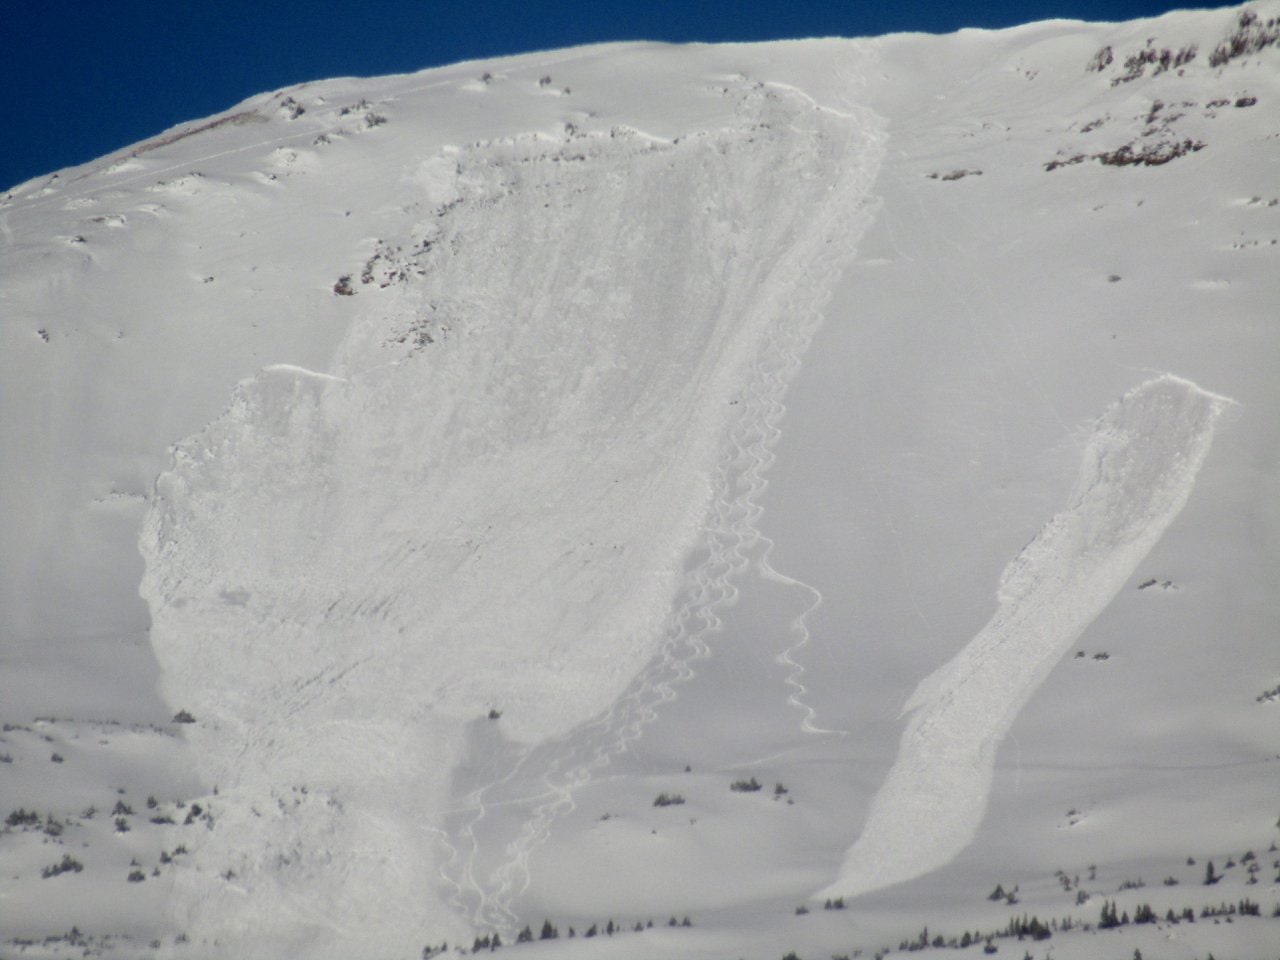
[818,373,1233,902]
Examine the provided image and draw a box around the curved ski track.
[440,84,882,934]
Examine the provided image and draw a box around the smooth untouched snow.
[818,374,1233,901]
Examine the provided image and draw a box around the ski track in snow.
[440,83,881,935]
[441,292,858,933]
[139,75,884,953]
[818,374,1234,903]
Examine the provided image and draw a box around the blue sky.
[3,0,1239,191]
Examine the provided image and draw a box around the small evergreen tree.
[1099,900,1121,928]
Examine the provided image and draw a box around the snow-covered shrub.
[1209,9,1280,67]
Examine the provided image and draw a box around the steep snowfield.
[3,5,1279,959]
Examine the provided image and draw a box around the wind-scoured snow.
[138,76,882,955]
[819,374,1233,901]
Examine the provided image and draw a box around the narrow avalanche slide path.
[140,74,883,957]
[819,374,1233,902]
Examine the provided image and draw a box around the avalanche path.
[819,374,1233,902]
[139,73,883,957]
[442,273,860,933]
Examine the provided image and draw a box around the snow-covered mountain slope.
[2,5,1278,959]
